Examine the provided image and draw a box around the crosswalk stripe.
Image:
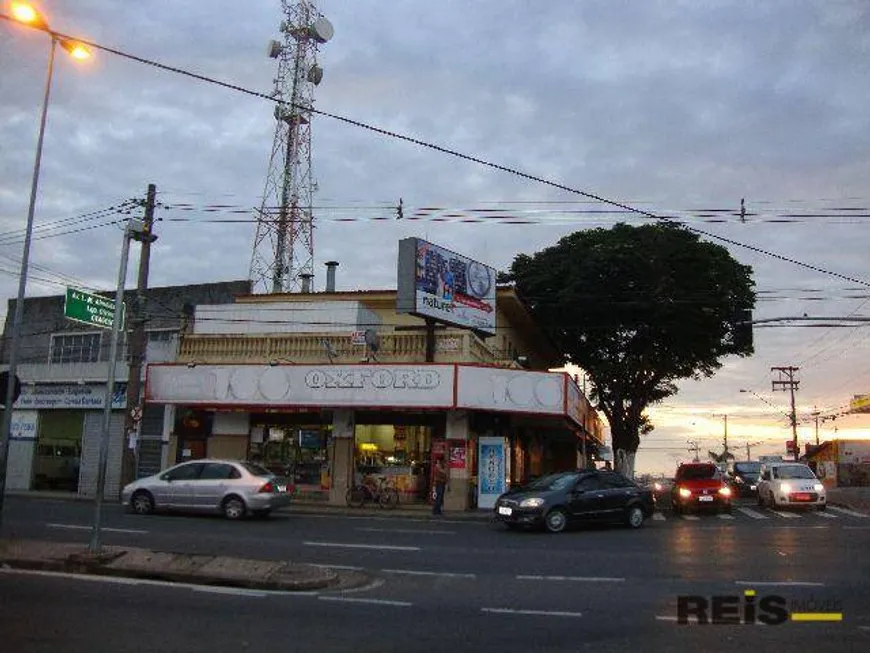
[737,507,768,520]
[718,513,735,520]
[812,510,838,519]
[652,513,666,521]
[769,510,800,519]
[827,506,869,519]
[681,514,700,521]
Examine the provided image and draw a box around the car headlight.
[814,483,824,492]
[678,487,692,498]
[519,497,545,508]
[653,482,663,492]
[718,486,732,497]
[780,482,792,494]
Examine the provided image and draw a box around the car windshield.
[773,465,816,480]
[734,462,762,475]
[241,462,274,477]
[677,466,717,480]
[524,473,579,491]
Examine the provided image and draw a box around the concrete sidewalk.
[0,538,359,591]
[827,487,870,513]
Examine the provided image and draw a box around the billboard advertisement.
[397,238,496,335]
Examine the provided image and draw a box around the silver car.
[121,459,293,519]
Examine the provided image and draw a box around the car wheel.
[130,490,154,515]
[626,505,645,529]
[544,508,568,533]
[222,495,247,520]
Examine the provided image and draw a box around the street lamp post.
[0,3,91,528]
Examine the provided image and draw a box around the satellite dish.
[364,328,380,352]
[310,16,334,43]
[307,63,324,85]
[267,39,282,59]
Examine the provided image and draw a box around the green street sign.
[64,287,125,330]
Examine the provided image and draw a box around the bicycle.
[346,475,400,509]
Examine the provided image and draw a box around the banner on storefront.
[448,439,467,470]
[456,367,564,415]
[478,436,506,509]
[13,383,126,410]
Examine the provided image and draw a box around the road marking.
[828,506,869,519]
[381,569,476,579]
[655,615,678,622]
[310,564,365,571]
[736,581,825,587]
[652,513,666,521]
[812,510,838,519]
[190,586,267,597]
[736,507,768,519]
[516,575,624,583]
[356,527,456,535]
[303,541,420,552]
[718,513,735,520]
[680,514,700,521]
[318,596,412,607]
[482,607,583,618]
[769,510,800,519]
[843,526,870,530]
[47,523,148,534]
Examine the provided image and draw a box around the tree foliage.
[503,223,756,469]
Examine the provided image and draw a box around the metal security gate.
[79,411,124,499]
[136,404,166,479]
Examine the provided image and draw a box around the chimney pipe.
[325,261,339,293]
[299,273,314,293]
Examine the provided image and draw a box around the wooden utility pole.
[121,184,157,489]
[771,366,800,461]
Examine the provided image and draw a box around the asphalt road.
[2,496,869,652]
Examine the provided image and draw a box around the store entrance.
[33,410,82,492]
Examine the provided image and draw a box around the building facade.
[1,280,251,497]
[145,285,605,511]
[803,439,870,488]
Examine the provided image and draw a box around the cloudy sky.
[2,1,869,474]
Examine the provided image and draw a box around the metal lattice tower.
[250,0,333,294]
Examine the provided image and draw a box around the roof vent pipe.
[299,273,314,294]
[325,261,339,292]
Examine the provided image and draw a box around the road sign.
[130,406,143,423]
[64,287,125,330]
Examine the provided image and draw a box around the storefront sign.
[478,436,506,509]
[147,364,455,408]
[13,383,127,410]
[456,367,564,415]
[565,378,585,427]
[448,439,467,469]
[10,410,39,441]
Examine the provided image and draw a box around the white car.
[757,462,826,510]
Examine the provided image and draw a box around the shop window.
[50,332,101,364]
[354,424,433,502]
[249,425,329,487]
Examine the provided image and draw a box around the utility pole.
[771,366,800,461]
[121,184,157,490]
[745,440,762,460]
[811,408,820,446]
[687,440,701,462]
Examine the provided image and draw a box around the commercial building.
[1,280,251,497]
[145,277,605,511]
[803,439,870,488]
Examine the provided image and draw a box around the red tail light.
[258,481,274,494]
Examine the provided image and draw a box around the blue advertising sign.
[478,436,506,509]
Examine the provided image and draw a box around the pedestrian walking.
[432,457,448,516]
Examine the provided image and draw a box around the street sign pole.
[89,222,134,555]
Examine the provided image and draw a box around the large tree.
[503,222,755,477]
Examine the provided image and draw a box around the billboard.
[397,238,496,335]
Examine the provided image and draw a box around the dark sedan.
[493,470,656,533]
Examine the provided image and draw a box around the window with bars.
[50,332,102,364]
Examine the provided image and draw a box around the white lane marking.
[381,569,476,579]
[516,575,625,583]
[735,581,825,587]
[0,568,316,596]
[737,507,768,519]
[813,510,838,519]
[680,514,700,521]
[356,527,456,535]
[303,541,420,552]
[300,514,485,526]
[655,615,679,622]
[843,526,870,530]
[47,523,148,534]
[482,607,583,618]
[652,513,666,521]
[190,586,267,597]
[310,564,365,571]
[718,513,735,520]
[318,596,412,607]
[769,510,800,519]
[828,506,869,519]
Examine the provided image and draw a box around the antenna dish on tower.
[307,63,324,85]
[310,16,334,43]
[267,39,283,58]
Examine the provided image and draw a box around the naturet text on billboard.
[397,238,496,335]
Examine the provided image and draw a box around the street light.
[0,2,92,528]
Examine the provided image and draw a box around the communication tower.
[250,0,334,293]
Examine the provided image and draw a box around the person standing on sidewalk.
[432,457,448,516]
